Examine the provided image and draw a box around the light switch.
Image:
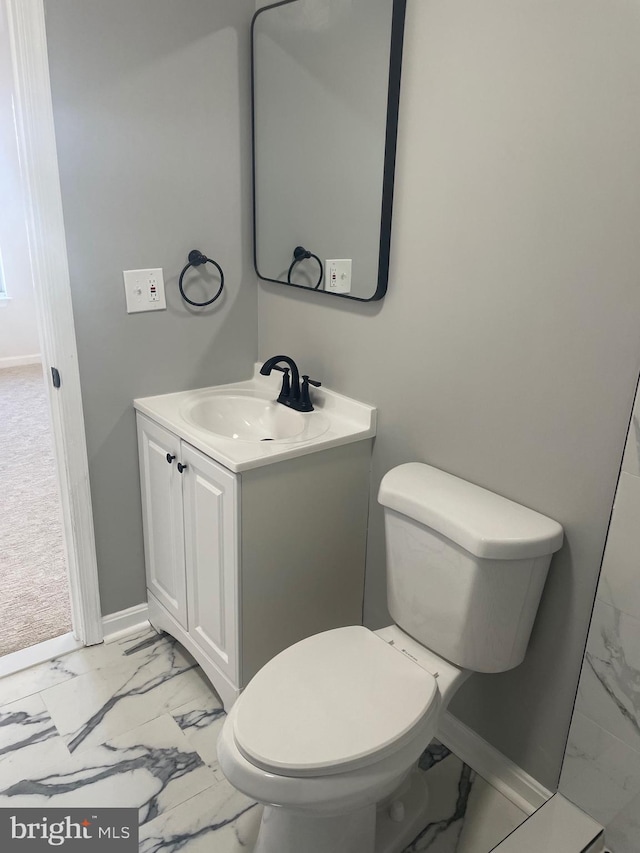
[123,268,166,313]
[326,259,352,294]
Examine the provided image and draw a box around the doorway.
[1,0,103,665]
[0,10,74,655]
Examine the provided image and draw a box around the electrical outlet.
[123,268,166,313]
[326,259,352,294]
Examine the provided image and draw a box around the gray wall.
[257,0,640,788]
[45,0,257,616]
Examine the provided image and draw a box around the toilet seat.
[233,626,439,778]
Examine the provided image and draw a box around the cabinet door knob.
[177,462,188,474]
[166,453,176,464]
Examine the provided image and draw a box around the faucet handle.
[300,375,322,412]
[274,367,291,404]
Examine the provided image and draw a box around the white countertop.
[134,365,377,473]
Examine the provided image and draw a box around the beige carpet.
[0,364,72,656]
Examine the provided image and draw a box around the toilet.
[217,463,564,853]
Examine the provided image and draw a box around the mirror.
[252,0,406,301]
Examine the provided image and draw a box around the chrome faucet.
[260,355,321,412]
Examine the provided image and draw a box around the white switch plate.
[123,268,166,313]
[326,259,352,294]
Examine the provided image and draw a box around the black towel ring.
[178,249,225,307]
[287,245,323,290]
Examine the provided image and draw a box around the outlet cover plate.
[326,259,352,294]
[123,268,166,313]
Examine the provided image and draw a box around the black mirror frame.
[251,0,407,303]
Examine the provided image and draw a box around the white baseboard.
[102,602,150,643]
[437,711,552,815]
[0,354,41,368]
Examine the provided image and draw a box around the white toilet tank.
[378,464,564,673]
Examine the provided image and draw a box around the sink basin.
[181,392,329,443]
[134,365,376,471]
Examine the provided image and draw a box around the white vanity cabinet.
[136,411,371,709]
[137,415,238,689]
[136,416,187,628]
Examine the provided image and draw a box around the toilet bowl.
[217,463,564,853]
[217,625,470,853]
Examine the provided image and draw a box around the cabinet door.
[137,415,188,629]
[182,442,239,684]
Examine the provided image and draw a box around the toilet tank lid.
[378,463,564,560]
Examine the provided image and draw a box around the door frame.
[5,0,103,646]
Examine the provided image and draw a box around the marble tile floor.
[0,627,527,852]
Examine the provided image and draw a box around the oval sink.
[181,392,329,443]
